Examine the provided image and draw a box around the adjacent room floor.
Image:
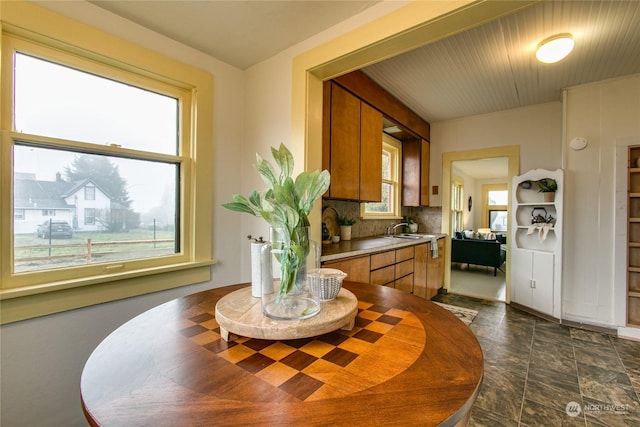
[431,292,640,426]
[450,263,506,302]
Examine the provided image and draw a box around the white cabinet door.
[512,249,533,306]
[531,251,554,315]
[511,249,554,316]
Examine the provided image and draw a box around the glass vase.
[260,226,321,320]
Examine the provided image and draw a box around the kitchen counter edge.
[320,234,447,263]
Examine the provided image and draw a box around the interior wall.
[563,74,640,330]
[431,101,563,207]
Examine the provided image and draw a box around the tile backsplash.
[322,199,442,239]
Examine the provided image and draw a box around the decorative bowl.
[307,268,347,301]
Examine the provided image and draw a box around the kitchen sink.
[383,233,435,240]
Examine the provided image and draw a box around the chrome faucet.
[387,222,408,236]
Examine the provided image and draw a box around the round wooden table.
[81,282,483,426]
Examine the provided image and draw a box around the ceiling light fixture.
[536,33,574,63]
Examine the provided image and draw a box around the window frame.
[361,133,402,220]
[0,2,215,324]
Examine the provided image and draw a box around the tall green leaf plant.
[223,144,330,302]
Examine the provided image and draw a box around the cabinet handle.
[531,279,536,289]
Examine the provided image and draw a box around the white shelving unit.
[511,169,563,319]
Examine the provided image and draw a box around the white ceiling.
[88,0,381,70]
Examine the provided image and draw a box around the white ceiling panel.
[362,0,640,122]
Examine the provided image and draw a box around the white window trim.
[361,134,402,220]
[451,180,464,234]
[0,2,215,324]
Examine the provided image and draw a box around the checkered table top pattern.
[178,300,426,402]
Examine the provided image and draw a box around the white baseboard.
[617,327,640,342]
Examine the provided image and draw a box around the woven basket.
[307,268,347,301]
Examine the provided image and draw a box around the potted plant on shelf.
[337,215,356,241]
[403,216,418,233]
[222,143,330,319]
[537,178,558,202]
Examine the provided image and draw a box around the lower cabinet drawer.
[396,246,414,263]
[395,259,414,279]
[371,265,394,286]
[371,251,396,270]
[395,273,414,293]
[322,256,370,284]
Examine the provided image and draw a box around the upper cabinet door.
[359,102,382,202]
[402,138,430,206]
[328,83,361,200]
[323,82,382,202]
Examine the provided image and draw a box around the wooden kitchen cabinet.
[322,241,446,296]
[395,259,414,293]
[370,265,394,286]
[369,246,414,291]
[322,255,370,284]
[323,82,382,202]
[426,238,445,298]
[371,251,395,270]
[414,239,444,299]
[403,137,430,206]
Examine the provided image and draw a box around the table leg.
[341,317,355,331]
[220,326,230,342]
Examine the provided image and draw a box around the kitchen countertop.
[321,233,446,262]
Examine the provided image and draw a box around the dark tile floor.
[431,292,640,427]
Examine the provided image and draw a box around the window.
[451,181,464,234]
[1,2,214,323]
[84,185,96,201]
[482,184,508,231]
[489,210,508,232]
[361,134,402,219]
[12,51,181,273]
[84,208,96,226]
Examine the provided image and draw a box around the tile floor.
[431,292,640,426]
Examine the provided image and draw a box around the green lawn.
[14,229,176,272]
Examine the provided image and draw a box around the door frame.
[442,146,520,302]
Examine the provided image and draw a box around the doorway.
[442,146,520,303]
